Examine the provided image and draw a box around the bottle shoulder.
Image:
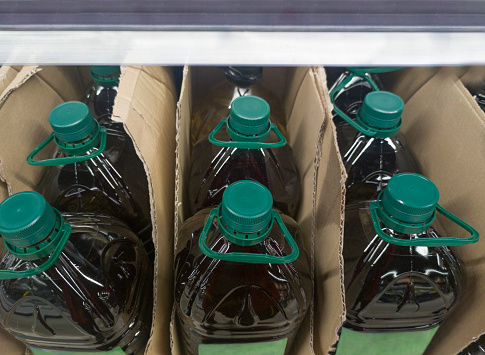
[175,211,311,333]
[344,134,421,204]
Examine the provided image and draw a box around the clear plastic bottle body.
[174,208,312,355]
[343,134,420,205]
[82,81,153,252]
[36,145,153,258]
[190,80,287,148]
[343,203,464,332]
[327,68,386,157]
[0,213,153,354]
[84,83,128,164]
[84,83,118,124]
[189,132,301,218]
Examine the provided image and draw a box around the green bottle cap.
[381,173,440,224]
[49,101,97,143]
[359,91,404,130]
[0,191,56,248]
[90,66,121,87]
[228,96,271,136]
[221,180,273,234]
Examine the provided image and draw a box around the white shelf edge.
[1,31,485,65]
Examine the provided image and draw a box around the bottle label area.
[30,346,126,354]
[335,327,439,355]
[199,338,287,354]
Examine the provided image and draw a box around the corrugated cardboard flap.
[113,65,177,355]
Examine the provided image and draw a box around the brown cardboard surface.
[113,65,177,355]
[392,69,485,355]
[173,66,344,355]
[0,327,25,354]
[0,66,88,195]
[458,66,485,92]
[380,67,441,102]
[311,67,347,355]
[0,182,7,200]
[0,66,21,96]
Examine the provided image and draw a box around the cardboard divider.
[0,66,22,97]
[113,66,177,355]
[0,65,177,355]
[312,68,348,355]
[172,66,345,355]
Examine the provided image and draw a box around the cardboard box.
[172,66,345,355]
[1,65,484,355]
[0,65,177,355]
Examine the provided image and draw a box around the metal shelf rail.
[1,1,485,65]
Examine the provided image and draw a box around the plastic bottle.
[338,173,479,355]
[84,66,150,206]
[84,66,120,124]
[190,66,287,148]
[27,101,153,259]
[340,91,420,205]
[189,95,300,217]
[175,180,312,355]
[0,191,152,354]
[328,67,401,156]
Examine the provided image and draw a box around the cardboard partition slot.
[173,66,345,355]
[0,66,177,355]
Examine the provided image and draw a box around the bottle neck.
[5,211,68,261]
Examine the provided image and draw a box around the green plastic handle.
[27,127,107,166]
[369,201,479,246]
[199,208,299,264]
[208,117,287,149]
[0,210,71,280]
[329,71,402,138]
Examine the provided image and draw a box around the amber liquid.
[190,80,287,148]
[343,204,464,332]
[189,131,300,218]
[175,208,312,355]
[0,214,153,354]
